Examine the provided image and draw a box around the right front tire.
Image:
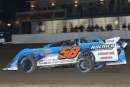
[75,57,93,73]
[20,57,37,73]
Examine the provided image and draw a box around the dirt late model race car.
[3,36,127,73]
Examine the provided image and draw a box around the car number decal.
[58,46,81,59]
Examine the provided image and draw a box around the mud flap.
[106,49,127,65]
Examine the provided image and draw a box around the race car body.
[3,36,127,73]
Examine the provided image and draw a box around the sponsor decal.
[61,60,66,63]
[107,40,114,43]
[51,59,60,64]
[33,49,38,54]
[52,62,55,64]
[53,59,57,61]
[41,49,52,53]
[40,50,46,53]
[91,44,115,50]
[44,62,47,64]
[47,62,51,64]
[39,60,43,63]
[98,52,115,55]
[65,59,75,62]
[40,50,47,57]
[100,56,113,59]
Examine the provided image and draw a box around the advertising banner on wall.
[16,9,67,22]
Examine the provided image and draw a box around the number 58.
[58,46,81,59]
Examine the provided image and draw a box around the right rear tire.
[94,62,106,70]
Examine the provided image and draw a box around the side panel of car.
[37,47,82,66]
[106,49,127,65]
[91,43,119,62]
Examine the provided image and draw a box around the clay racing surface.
[0,41,130,87]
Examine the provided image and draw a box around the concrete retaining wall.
[12,31,130,44]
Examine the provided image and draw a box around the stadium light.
[100,0,104,5]
[51,3,55,7]
[7,23,11,27]
[74,0,78,7]
[128,0,130,3]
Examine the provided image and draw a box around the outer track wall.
[12,31,130,44]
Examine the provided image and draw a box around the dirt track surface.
[0,42,130,87]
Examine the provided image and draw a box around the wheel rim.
[21,59,32,72]
[79,61,89,70]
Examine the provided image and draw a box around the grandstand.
[15,0,130,34]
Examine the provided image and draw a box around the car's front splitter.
[3,67,18,70]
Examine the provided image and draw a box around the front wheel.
[20,57,37,73]
[75,57,93,73]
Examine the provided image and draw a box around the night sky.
[2,0,26,22]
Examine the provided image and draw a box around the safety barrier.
[12,31,130,44]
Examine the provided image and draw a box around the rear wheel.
[20,57,37,73]
[94,62,106,70]
[75,56,93,73]
[85,52,106,70]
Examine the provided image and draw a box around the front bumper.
[3,67,18,70]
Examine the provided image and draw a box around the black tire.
[75,57,93,73]
[20,57,37,73]
[85,52,95,63]
[94,62,106,70]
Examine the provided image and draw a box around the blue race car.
[3,36,127,73]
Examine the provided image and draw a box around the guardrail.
[12,31,130,44]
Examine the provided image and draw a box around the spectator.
[109,24,113,31]
[70,26,75,32]
[106,24,112,31]
[62,26,67,33]
[100,26,105,31]
[74,25,78,32]
[95,24,99,28]
[79,24,84,32]
[106,24,109,31]
[86,25,90,32]
[94,24,99,31]
[89,25,94,32]
[122,23,126,30]
[128,23,130,30]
